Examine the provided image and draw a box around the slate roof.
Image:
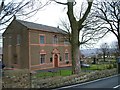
[17,20,67,34]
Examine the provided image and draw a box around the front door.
[54,54,58,67]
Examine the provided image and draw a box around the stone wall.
[2,69,30,88]
[32,68,117,88]
[2,68,117,88]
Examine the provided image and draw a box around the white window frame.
[53,35,58,44]
[64,39,70,45]
[40,35,45,44]
[65,53,69,61]
[40,54,45,64]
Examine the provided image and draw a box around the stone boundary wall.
[2,68,117,88]
[2,69,30,88]
[32,68,117,88]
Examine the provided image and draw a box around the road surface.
[55,74,120,90]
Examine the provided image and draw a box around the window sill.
[39,63,46,65]
[16,44,20,46]
[39,44,46,46]
[8,45,12,47]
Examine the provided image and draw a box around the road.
[0,78,1,90]
[55,74,120,90]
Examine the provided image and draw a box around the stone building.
[2,19,71,70]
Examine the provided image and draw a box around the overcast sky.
[22,0,117,48]
[1,0,117,48]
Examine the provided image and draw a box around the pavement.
[0,69,2,90]
[54,74,120,90]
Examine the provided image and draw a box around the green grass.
[82,63,116,71]
[59,70,72,76]
[89,64,106,70]
[34,63,117,78]
[35,69,72,78]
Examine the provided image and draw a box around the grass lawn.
[35,69,72,78]
[82,63,116,71]
[34,63,116,78]
[87,64,106,70]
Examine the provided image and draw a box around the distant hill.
[80,48,115,57]
[80,48,100,57]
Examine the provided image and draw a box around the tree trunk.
[117,19,120,54]
[71,26,81,74]
[118,39,120,52]
[65,1,92,74]
[117,37,120,55]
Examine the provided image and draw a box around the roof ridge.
[17,19,61,30]
[16,19,67,34]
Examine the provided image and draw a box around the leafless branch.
[92,0,120,51]
[0,0,51,30]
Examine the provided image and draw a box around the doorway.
[54,54,58,67]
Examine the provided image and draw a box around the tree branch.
[67,2,76,29]
[50,0,68,5]
[0,0,4,14]
[78,1,93,31]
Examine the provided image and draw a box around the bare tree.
[93,0,120,53]
[0,0,51,30]
[111,41,119,58]
[51,0,93,74]
[100,43,109,62]
[59,12,109,49]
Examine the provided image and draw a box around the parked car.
[81,63,90,68]
[0,61,5,69]
[80,61,90,68]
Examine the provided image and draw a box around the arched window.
[40,54,45,64]
[39,50,46,64]
[65,53,69,61]
[65,49,69,61]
